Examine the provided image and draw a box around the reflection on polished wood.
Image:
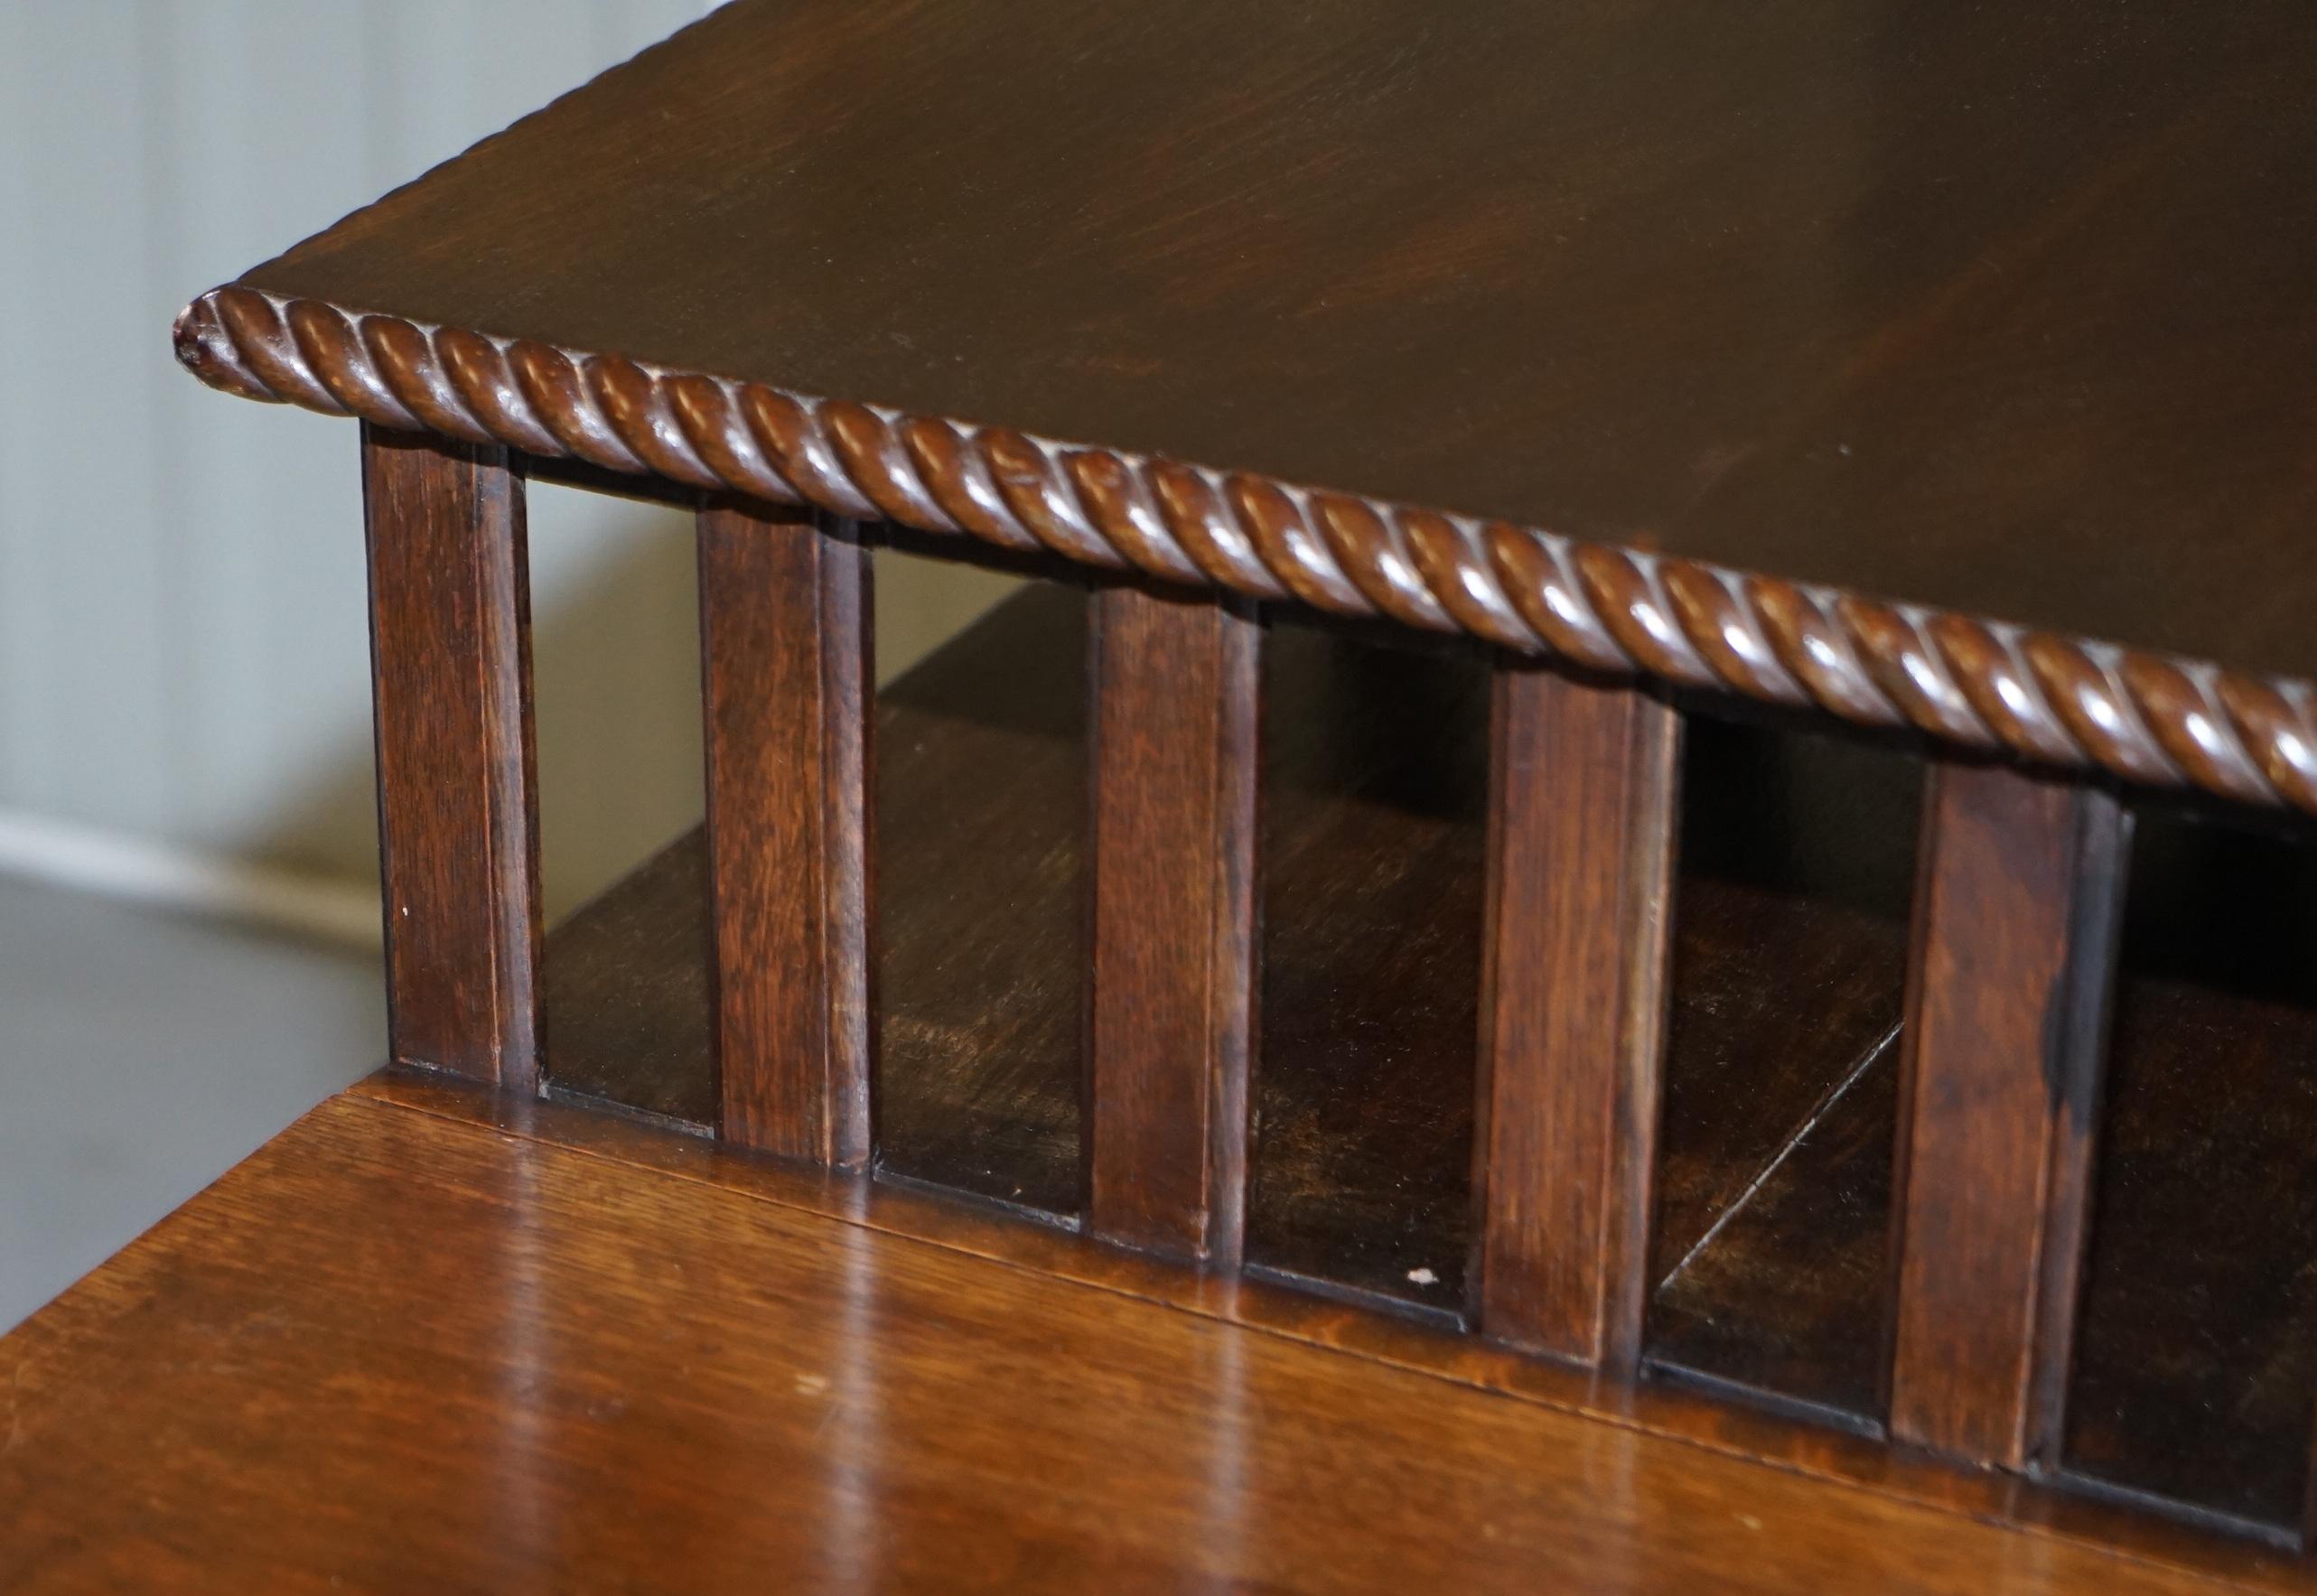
[211,3,2317,693]
[142,0,2317,1581]
[0,1089,2255,1593]
[535,591,2317,1545]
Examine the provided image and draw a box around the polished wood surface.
[542,583,1092,1198]
[361,426,540,1087]
[697,500,873,1162]
[1643,715,1920,1420]
[1888,765,2127,1469]
[871,577,1086,1212]
[142,1,2317,1574]
[2068,812,2317,1531]
[531,588,2317,1545]
[0,1088,2267,1594]
[1087,584,1258,1263]
[1471,664,1677,1368]
[539,828,715,1127]
[1246,624,1489,1312]
[220,2,2317,689]
[357,1066,2317,1589]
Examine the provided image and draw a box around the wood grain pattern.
[174,2,2317,812]
[1651,1047,1902,1430]
[540,828,715,1126]
[1644,714,1921,1419]
[147,3,2317,1560]
[1643,780,2317,1534]
[1087,584,1258,1263]
[1470,665,1677,1368]
[1888,761,2130,1468]
[360,425,541,1088]
[697,499,872,1164]
[359,1065,2317,1591]
[180,285,2317,821]
[1243,624,1489,1311]
[528,593,2317,1546]
[540,583,1089,1179]
[871,581,1087,1213]
[0,1090,2256,1595]
[2064,808,2317,1533]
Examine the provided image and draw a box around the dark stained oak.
[149,0,2317,1575]
[1643,780,2317,1535]
[361,425,541,1088]
[0,1090,2262,1595]
[2064,810,2317,1533]
[354,1065,2317,1591]
[540,828,715,1127]
[203,2,2317,694]
[1650,1047,1902,1431]
[538,583,1092,1205]
[1087,585,1258,1263]
[1470,665,1677,1369]
[870,579,1087,1213]
[2070,978,2317,1534]
[1244,624,1490,1312]
[531,590,2317,1548]
[1643,714,1922,1420]
[697,501,873,1164]
[1888,763,2130,1469]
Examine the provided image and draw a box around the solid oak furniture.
[11,0,2317,1586]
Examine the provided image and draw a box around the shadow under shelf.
[538,582,2317,1541]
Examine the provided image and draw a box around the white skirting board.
[0,808,381,953]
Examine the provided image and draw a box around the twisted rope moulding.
[176,283,2317,817]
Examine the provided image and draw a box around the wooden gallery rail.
[97,5,2317,1582]
[336,397,2290,1558]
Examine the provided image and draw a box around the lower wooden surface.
[0,1085,2271,1594]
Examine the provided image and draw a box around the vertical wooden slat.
[1887,760,2128,1469]
[698,500,874,1166]
[362,425,542,1090]
[1087,584,1259,1265]
[1470,664,1679,1371]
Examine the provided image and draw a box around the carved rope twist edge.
[175,283,2317,817]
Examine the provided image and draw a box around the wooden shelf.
[143,3,2317,1578]
[175,2,2317,818]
